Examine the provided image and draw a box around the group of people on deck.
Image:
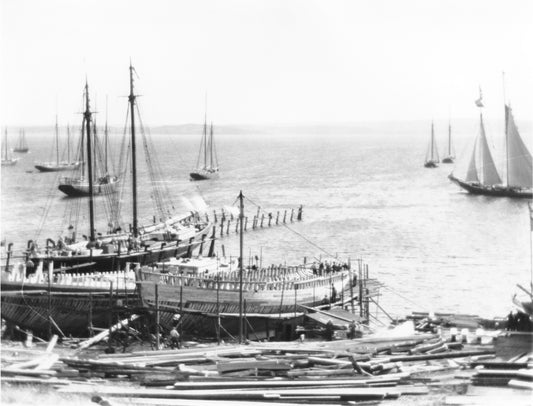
[310,260,350,276]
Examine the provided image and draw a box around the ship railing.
[139,268,352,292]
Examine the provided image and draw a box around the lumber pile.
[3,322,528,405]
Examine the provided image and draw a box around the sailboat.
[13,129,29,153]
[424,122,439,168]
[441,122,455,163]
[28,67,211,271]
[35,118,81,172]
[58,102,118,197]
[1,129,19,166]
[190,113,219,180]
[449,92,532,198]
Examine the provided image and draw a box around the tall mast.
[448,122,451,156]
[129,63,138,238]
[431,122,434,161]
[203,95,207,169]
[104,95,108,174]
[209,122,214,169]
[84,80,96,242]
[238,190,244,343]
[502,71,509,187]
[3,128,7,160]
[67,125,71,163]
[55,115,60,165]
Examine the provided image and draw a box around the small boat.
[190,108,219,180]
[35,119,81,172]
[441,122,455,163]
[424,122,439,168]
[449,90,532,198]
[13,129,29,153]
[1,129,19,166]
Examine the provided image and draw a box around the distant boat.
[449,94,532,198]
[1,129,19,166]
[190,111,219,180]
[424,122,439,168]
[441,122,455,164]
[58,94,119,197]
[35,118,81,172]
[13,129,29,153]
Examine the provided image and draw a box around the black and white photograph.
[1,0,532,404]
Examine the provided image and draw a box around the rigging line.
[240,195,337,259]
[380,284,426,309]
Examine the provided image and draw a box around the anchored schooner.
[35,118,80,172]
[28,66,211,271]
[190,109,219,180]
[449,91,532,198]
[1,129,19,166]
[13,129,29,153]
[58,99,118,197]
[424,122,439,168]
[441,122,455,164]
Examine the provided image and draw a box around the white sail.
[478,115,502,185]
[506,105,532,188]
[465,142,479,183]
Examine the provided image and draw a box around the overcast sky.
[1,0,532,126]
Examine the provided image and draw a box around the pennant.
[475,87,484,107]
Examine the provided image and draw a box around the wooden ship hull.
[448,174,532,199]
[35,162,80,172]
[137,265,362,338]
[1,290,139,337]
[1,159,18,166]
[441,156,454,164]
[190,170,219,181]
[58,176,120,197]
[29,225,212,272]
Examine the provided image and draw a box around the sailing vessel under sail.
[449,92,532,198]
[1,129,19,166]
[35,118,80,172]
[190,114,219,180]
[13,129,29,153]
[424,122,439,168]
[441,122,455,163]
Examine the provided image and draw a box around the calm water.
[1,126,530,319]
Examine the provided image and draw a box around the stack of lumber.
[4,324,525,405]
[470,353,533,389]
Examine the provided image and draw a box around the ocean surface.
[1,124,531,320]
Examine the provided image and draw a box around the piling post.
[205,213,209,223]
[260,213,265,227]
[226,220,231,235]
[108,282,113,351]
[220,220,224,237]
[213,210,217,224]
[297,205,303,221]
[268,213,272,227]
[89,291,94,336]
[283,210,287,223]
[245,216,248,231]
[276,211,279,225]
[290,209,294,222]
[252,216,257,230]
[155,284,160,350]
[47,261,52,339]
[235,218,239,233]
